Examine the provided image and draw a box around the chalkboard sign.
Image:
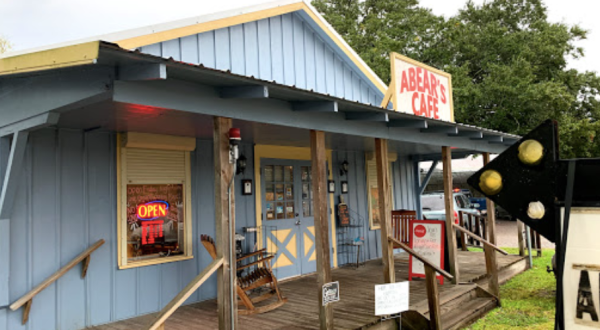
[126,184,184,261]
[338,203,350,226]
[375,281,409,316]
[409,220,445,285]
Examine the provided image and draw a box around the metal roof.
[95,41,520,144]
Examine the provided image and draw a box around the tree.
[0,36,11,54]
[312,0,600,158]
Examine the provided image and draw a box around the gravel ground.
[494,219,555,249]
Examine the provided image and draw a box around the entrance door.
[262,160,316,278]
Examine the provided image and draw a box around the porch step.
[420,284,498,330]
[440,296,497,330]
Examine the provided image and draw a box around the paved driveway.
[495,219,555,249]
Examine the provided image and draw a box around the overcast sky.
[1,0,598,73]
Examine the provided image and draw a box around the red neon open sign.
[137,201,169,220]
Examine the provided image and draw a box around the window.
[366,153,396,230]
[118,133,195,269]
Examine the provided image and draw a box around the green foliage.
[312,0,600,158]
[467,248,556,329]
[0,36,11,54]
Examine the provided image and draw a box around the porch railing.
[458,211,489,251]
[388,236,453,330]
[145,258,224,330]
[10,239,105,325]
[453,224,506,300]
[391,209,416,244]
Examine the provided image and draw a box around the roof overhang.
[0,42,520,160]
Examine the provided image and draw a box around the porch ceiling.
[1,41,521,160]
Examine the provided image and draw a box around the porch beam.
[482,135,503,143]
[442,146,459,284]
[0,137,10,307]
[345,112,388,122]
[0,112,59,137]
[388,119,428,129]
[218,85,269,99]
[291,101,338,112]
[419,160,439,195]
[503,138,518,146]
[0,131,29,219]
[112,80,509,153]
[118,63,167,81]
[453,131,483,139]
[420,126,459,135]
[375,138,395,284]
[213,117,237,330]
[310,130,334,330]
[414,161,424,220]
[0,66,113,126]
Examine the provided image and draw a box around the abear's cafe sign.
[388,52,454,122]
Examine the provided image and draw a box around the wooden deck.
[88,251,526,330]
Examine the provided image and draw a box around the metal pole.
[525,225,533,268]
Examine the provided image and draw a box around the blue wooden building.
[0,1,519,329]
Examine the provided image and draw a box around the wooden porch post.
[517,220,526,257]
[442,146,459,284]
[213,117,237,330]
[310,130,334,330]
[375,138,395,283]
[482,153,497,245]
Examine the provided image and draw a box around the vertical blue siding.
[138,12,383,104]
[5,129,254,330]
[331,151,418,267]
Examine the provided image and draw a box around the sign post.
[408,220,445,285]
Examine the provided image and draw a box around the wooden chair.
[391,209,417,247]
[200,234,287,315]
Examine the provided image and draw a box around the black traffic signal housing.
[467,120,562,242]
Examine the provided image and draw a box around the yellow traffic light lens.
[518,139,544,165]
[479,170,503,195]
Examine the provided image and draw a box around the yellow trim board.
[254,144,337,268]
[117,3,303,49]
[115,2,386,94]
[0,41,99,76]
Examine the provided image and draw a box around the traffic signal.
[467,120,562,242]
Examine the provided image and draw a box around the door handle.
[295,220,301,226]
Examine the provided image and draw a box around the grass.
[465,247,556,330]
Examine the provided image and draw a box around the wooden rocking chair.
[200,235,287,315]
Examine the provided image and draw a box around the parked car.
[421,192,481,225]
[469,197,487,214]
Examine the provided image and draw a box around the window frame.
[366,153,397,230]
[117,133,194,269]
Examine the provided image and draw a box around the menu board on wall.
[126,184,184,261]
[409,220,445,285]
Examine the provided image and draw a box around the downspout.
[228,162,237,330]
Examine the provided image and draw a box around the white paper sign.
[391,52,454,122]
[375,281,409,316]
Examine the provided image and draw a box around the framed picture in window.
[341,181,349,194]
[242,179,253,195]
[328,180,335,193]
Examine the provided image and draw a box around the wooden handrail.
[453,224,508,255]
[388,236,453,280]
[10,239,105,324]
[145,258,224,330]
